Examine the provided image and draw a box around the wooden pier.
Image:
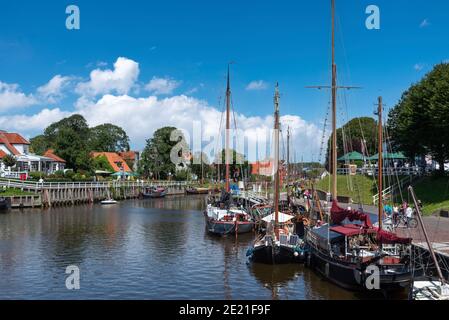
[0,179,189,208]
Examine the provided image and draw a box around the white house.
[0,130,66,178]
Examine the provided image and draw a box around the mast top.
[226,64,231,94]
[274,82,280,113]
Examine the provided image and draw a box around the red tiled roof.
[0,133,21,155]
[3,133,30,145]
[91,152,132,172]
[118,151,138,161]
[43,149,66,163]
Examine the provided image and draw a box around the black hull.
[250,244,306,264]
[307,246,411,292]
[0,198,11,213]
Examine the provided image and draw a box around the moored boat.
[247,84,306,264]
[142,186,167,198]
[204,203,254,235]
[204,65,254,236]
[186,187,209,195]
[101,199,118,205]
[306,207,413,291]
[0,197,11,212]
[304,0,414,292]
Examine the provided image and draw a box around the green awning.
[368,152,407,161]
[337,151,364,162]
[111,171,137,177]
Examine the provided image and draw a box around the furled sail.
[376,229,412,244]
[330,200,372,227]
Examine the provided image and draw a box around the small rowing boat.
[101,199,118,205]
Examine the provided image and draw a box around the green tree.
[2,154,17,169]
[325,117,377,170]
[213,149,250,181]
[89,123,130,152]
[140,127,190,179]
[30,135,50,155]
[388,63,449,173]
[43,114,92,171]
[190,151,211,181]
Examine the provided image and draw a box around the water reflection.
[0,195,398,299]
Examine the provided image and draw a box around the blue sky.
[0,0,448,161]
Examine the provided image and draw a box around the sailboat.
[204,65,255,236]
[304,0,413,291]
[247,84,306,264]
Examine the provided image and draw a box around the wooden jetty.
[0,179,188,208]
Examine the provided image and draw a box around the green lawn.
[315,174,449,216]
[411,177,449,215]
[315,175,377,205]
[0,187,36,197]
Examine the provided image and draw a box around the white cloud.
[0,81,37,112]
[37,75,72,103]
[0,108,70,133]
[75,94,321,160]
[76,57,139,96]
[145,77,181,95]
[246,80,268,91]
[0,92,322,161]
[414,63,425,71]
[419,19,430,28]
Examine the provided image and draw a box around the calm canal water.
[0,195,401,300]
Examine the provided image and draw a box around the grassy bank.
[411,176,449,215]
[1,187,36,197]
[314,174,449,216]
[315,175,376,205]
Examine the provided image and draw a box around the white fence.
[0,179,189,191]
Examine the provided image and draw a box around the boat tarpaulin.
[376,229,412,244]
[331,201,372,227]
[330,224,377,237]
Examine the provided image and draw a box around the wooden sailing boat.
[247,84,306,264]
[305,0,413,291]
[204,65,254,235]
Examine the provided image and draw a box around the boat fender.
[354,269,362,285]
[294,251,299,257]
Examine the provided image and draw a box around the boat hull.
[0,197,11,213]
[186,189,209,195]
[204,212,254,235]
[250,244,306,264]
[307,246,411,292]
[142,191,167,198]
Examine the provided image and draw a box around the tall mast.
[377,96,383,230]
[274,83,280,239]
[225,65,231,192]
[287,126,291,206]
[331,0,338,199]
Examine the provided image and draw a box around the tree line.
[325,62,449,174]
[30,114,130,173]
